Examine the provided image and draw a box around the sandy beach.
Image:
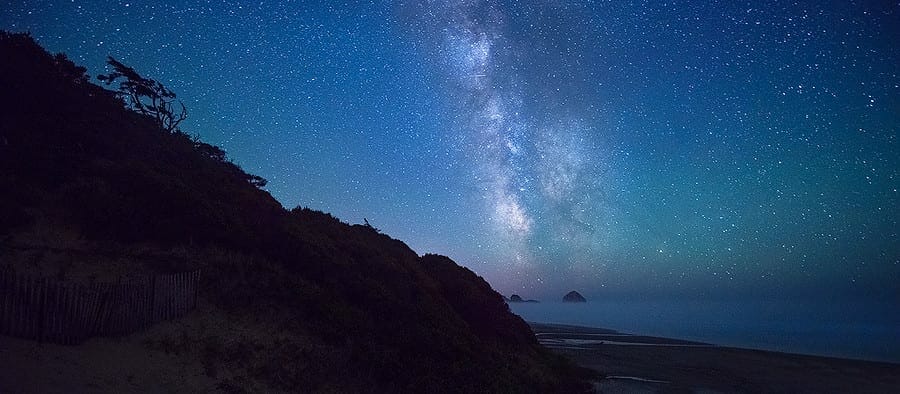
[531,322,900,393]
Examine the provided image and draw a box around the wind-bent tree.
[248,174,268,188]
[97,57,187,133]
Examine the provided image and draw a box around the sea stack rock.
[508,294,524,302]
[562,291,587,303]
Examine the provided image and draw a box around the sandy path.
[0,330,214,393]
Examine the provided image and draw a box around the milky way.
[3,1,898,300]
[404,2,615,292]
[414,2,536,256]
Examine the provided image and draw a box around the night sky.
[3,1,898,301]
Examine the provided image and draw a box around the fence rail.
[0,267,200,345]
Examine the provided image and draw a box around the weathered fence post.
[0,267,9,337]
[37,277,45,342]
[25,273,34,339]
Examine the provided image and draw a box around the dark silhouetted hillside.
[0,32,593,392]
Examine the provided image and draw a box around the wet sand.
[531,323,900,393]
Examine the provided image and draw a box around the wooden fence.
[0,267,200,345]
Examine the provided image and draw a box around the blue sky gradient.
[4,0,897,301]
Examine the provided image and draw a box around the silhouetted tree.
[195,140,227,161]
[195,139,268,188]
[363,218,380,233]
[248,174,267,188]
[97,57,187,133]
[52,53,88,84]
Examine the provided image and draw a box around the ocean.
[509,298,900,363]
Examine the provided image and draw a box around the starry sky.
[3,1,898,301]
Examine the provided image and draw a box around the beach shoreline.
[531,322,900,393]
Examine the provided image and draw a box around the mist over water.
[510,298,900,363]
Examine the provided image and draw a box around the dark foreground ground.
[3,318,897,393]
[531,323,900,394]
